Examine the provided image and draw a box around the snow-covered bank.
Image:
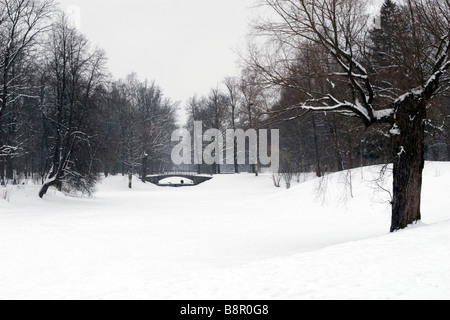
[162,220,450,300]
[0,162,449,299]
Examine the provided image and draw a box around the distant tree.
[0,1,179,196]
[238,68,268,176]
[224,77,240,173]
[186,95,207,173]
[185,88,230,175]
[208,87,229,174]
[136,80,177,180]
[108,74,177,189]
[39,16,106,197]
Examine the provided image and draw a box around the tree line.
[183,69,270,175]
[182,1,449,182]
[0,0,177,196]
[181,0,450,232]
[2,0,450,233]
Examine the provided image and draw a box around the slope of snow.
[0,163,449,300]
[162,221,450,300]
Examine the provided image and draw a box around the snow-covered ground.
[0,163,449,300]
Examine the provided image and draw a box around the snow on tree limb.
[296,96,395,126]
[252,0,450,131]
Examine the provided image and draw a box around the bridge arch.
[145,172,213,186]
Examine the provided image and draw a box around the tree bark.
[254,131,259,176]
[232,105,239,174]
[1,69,7,182]
[39,178,58,198]
[141,154,148,183]
[253,163,259,176]
[6,156,13,180]
[312,115,322,177]
[234,137,239,174]
[331,116,344,172]
[0,161,4,182]
[390,97,426,232]
[0,129,4,182]
[128,171,133,189]
[446,134,450,161]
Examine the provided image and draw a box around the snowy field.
[0,162,449,300]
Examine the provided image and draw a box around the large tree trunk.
[39,133,63,198]
[446,137,450,161]
[390,98,426,232]
[39,166,63,198]
[0,131,4,183]
[39,179,58,198]
[0,86,6,182]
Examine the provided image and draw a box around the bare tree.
[224,77,240,173]
[186,95,206,173]
[0,1,180,195]
[109,74,177,189]
[0,0,54,182]
[239,68,268,176]
[208,87,229,174]
[185,88,230,175]
[272,172,282,188]
[252,0,450,232]
[39,15,106,198]
[137,80,177,181]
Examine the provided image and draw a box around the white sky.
[57,0,385,124]
[58,0,254,109]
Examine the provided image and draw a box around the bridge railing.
[147,171,213,177]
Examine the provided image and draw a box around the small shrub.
[272,173,282,188]
[282,172,294,189]
[1,189,12,202]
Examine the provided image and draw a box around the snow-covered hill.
[0,163,449,299]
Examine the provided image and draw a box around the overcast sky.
[58,0,254,110]
[57,0,384,123]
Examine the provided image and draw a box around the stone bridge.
[145,172,213,186]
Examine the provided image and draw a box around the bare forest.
[1,0,449,232]
[0,0,178,197]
